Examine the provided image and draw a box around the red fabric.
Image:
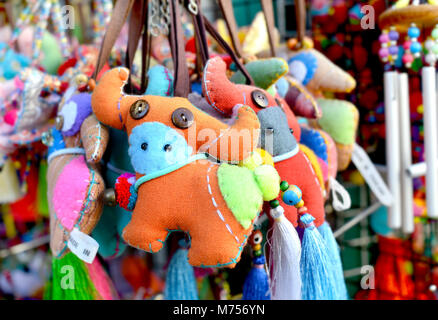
[264,151,325,227]
[10,166,39,223]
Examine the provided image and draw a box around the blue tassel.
[164,241,199,300]
[243,256,271,300]
[318,222,349,300]
[300,213,337,300]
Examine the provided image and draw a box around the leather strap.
[295,0,306,47]
[260,0,276,57]
[140,3,152,93]
[125,0,147,93]
[202,16,254,86]
[168,0,190,98]
[4,1,15,29]
[217,0,243,58]
[190,0,209,68]
[93,0,135,80]
[126,0,145,69]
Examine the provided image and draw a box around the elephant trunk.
[202,57,245,115]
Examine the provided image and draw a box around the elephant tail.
[114,173,137,211]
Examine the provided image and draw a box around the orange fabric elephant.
[92,67,268,268]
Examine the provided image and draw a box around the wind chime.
[378,0,438,233]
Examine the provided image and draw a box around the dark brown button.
[251,90,269,108]
[130,100,149,120]
[55,115,64,130]
[171,108,194,129]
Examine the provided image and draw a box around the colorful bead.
[281,185,303,207]
[388,46,399,56]
[402,53,414,64]
[408,25,420,39]
[379,33,390,43]
[379,47,389,58]
[253,249,262,257]
[432,27,438,39]
[269,199,280,208]
[388,30,399,41]
[410,42,422,54]
[280,180,289,191]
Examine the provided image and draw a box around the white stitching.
[206,164,240,244]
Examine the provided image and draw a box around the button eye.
[141,142,148,151]
[290,128,294,134]
[251,90,269,108]
[130,100,149,120]
[164,144,172,152]
[171,108,194,129]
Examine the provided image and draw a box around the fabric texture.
[92,67,263,268]
[53,156,90,231]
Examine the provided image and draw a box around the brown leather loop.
[190,1,209,68]
[126,0,145,69]
[260,0,277,57]
[169,0,190,98]
[125,0,148,93]
[217,0,243,58]
[140,5,152,93]
[4,1,15,29]
[93,0,135,80]
[295,0,306,46]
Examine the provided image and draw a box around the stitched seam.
[74,169,96,228]
[301,150,324,196]
[206,164,240,244]
[203,60,227,115]
[90,122,102,161]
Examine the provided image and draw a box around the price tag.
[67,228,99,264]
[351,143,393,207]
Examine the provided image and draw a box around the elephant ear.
[310,98,359,171]
[287,51,318,86]
[145,65,174,97]
[81,114,109,164]
[58,93,93,137]
[288,49,356,93]
[284,76,321,119]
[230,58,288,90]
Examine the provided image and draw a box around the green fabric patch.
[217,164,263,229]
[316,98,358,145]
[253,165,280,201]
[230,58,288,89]
[41,31,63,75]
